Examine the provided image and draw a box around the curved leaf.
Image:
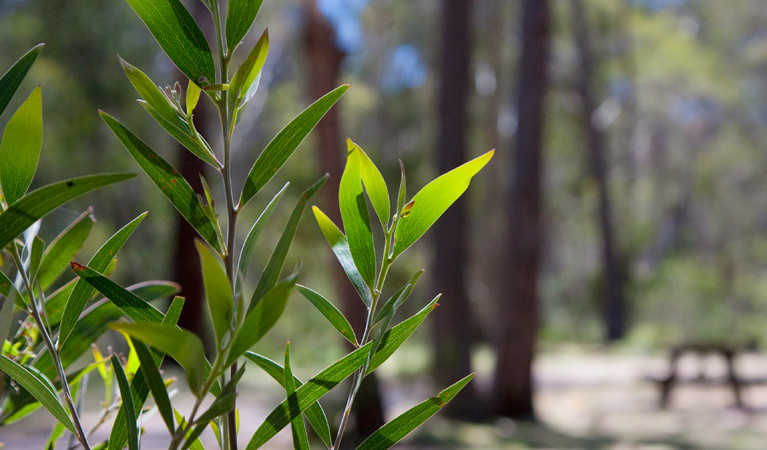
[195,240,232,345]
[393,150,493,258]
[0,355,75,434]
[59,212,147,347]
[284,343,310,450]
[339,140,376,288]
[37,209,94,291]
[125,0,215,84]
[357,374,475,450]
[226,0,264,54]
[0,44,43,118]
[312,206,372,307]
[0,173,134,250]
[0,86,42,205]
[111,354,139,450]
[296,284,356,345]
[100,112,221,252]
[133,340,174,434]
[239,85,348,208]
[228,28,269,122]
[350,139,390,230]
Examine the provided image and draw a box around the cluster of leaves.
[0,0,492,449]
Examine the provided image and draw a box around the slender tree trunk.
[491,0,550,420]
[303,0,385,440]
[571,0,626,341]
[432,0,479,420]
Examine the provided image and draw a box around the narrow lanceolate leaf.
[228,29,269,121]
[244,353,332,448]
[0,44,43,118]
[312,207,372,307]
[0,87,42,205]
[239,85,348,208]
[296,284,356,345]
[236,182,288,294]
[0,355,75,434]
[246,298,438,449]
[125,0,215,84]
[100,112,221,252]
[59,213,147,347]
[195,240,232,345]
[0,173,134,250]
[339,140,375,287]
[375,270,425,324]
[120,58,219,167]
[36,209,94,291]
[226,0,264,54]
[133,340,174,434]
[357,374,475,450]
[250,176,325,309]
[111,355,139,450]
[70,264,165,324]
[186,79,201,115]
[0,270,12,296]
[28,236,44,283]
[350,139,390,230]
[284,343,310,450]
[393,150,494,258]
[228,272,297,367]
[113,323,206,397]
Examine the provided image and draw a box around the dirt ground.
[3,348,767,449]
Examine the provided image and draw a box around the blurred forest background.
[4,0,767,445]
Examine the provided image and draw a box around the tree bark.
[303,0,385,440]
[491,0,550,420]
[571,0,626,341]
[431,0,480,420]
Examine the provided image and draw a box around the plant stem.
[332,227,396,450]
[10,247,91,450]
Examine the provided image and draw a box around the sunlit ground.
[4,347,767,449]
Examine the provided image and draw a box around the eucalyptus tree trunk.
[431,0,480,420]
[491,0,550,419]
[303,0,385,439]
[571,0,626,341]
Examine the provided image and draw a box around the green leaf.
[246,298,438,448]
[226,0,264,54]
[36,209,94,291]
[193,367,242,425]
[133,340,174,434]
[195,240,232,345]
[186,79,201,115]
[243,353,332,447]
[236,182,288,295]
[174,410,205,450]
[120,58,220,168]
[339,140,376,288]
[125,0,215,84]
[393,150,493,258]
[228,29,269,122]
[374,270,424,324]
[28,236,45,283]
[0,173,134,251]
[100,112,222,252]
[249,176,325,309]
[0,287,18,349]
[239,85,348,208]
[0,44,43,118]
[111,354,139,450]
[0,355,75,434]
[296,284,356,345]
[59,212,147,347]
[227,272,297,367]
[350,139,390,230]
[396,160,407,217]
[70,264,165,324]
[0,269,12,297]
[108,297,184,450]
[284,343,310,450]
[114,323,206,397]
[139,101,220,168]
[312,207,372,307]
[357,374,475,450]
[0,86,42,205]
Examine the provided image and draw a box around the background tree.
[491,0,551,419]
